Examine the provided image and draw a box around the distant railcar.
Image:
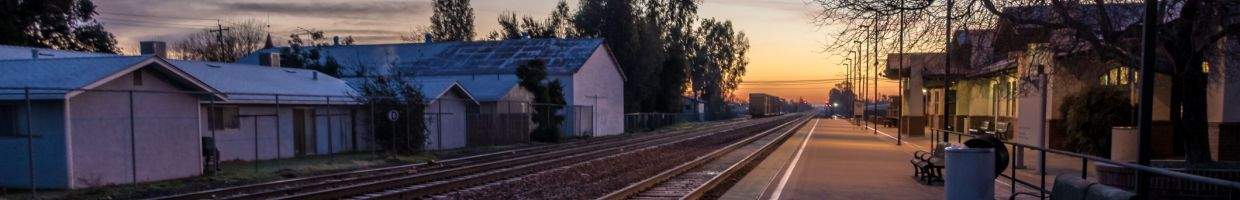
[749,93,786,118]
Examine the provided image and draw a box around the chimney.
[312,71,319,80]
[423,33,433,43]
[259,52,281,67]
[333,36,340,46]
[139,41,167,58]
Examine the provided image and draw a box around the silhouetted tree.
[356,74,427,153]
[175,19,266,62]
[0,0,117,53]
[430,0,475,41]
[279,28,346,76]
[517,60,567,142]
[693,19,749,120]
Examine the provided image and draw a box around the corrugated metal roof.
[0,44,114,60]
[240,38,605,77]
[407,75,519,102]
[0,56,226,100]
[169,60,359,103]
[0,56,151,90]
[341,77,475,104]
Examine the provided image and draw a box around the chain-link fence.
[0,87,593,191]
[623,113,702,133]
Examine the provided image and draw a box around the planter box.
[1112,127,1138,163]
[1097,162,1240,200]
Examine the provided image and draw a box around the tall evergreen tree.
[0,0,117,53]
[575,0,646,112]
[517,60,566,142]
[429,0,475,42]
[693,19,749,119]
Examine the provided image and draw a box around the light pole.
[941,0,954,143]
[1135,0,1158,197]
[854,40,864,125]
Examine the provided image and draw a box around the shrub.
[1058,85,1133,157]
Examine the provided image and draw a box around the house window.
[1203,61,1211,74]
[209,106,239,130]
[133,70,144,86]
[0,105,17,136]
[1100,67,1131,86]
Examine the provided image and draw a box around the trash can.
[945,146,995,200]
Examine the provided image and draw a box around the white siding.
[425,91,468,150]
[571,47,625,136]
[68,68,201,188]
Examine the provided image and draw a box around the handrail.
[930,128,1240,191]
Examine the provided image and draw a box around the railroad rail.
[301,116,792,200]
[149,119,745,200]
[599,115,811,200]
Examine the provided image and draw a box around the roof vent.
[206,64,223,68]
[259,52,281,67]
[139,41,168,58]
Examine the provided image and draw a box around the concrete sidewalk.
[720,118,943,200]
[859,122,1082,199]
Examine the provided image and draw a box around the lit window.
[1203,61,1211,74]
[1100,67,1131,86]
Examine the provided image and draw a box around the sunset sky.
[93,0,901,105]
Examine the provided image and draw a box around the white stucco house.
[168,60,375,162]
[0,43,378,188]
[0,56,224,189]
[240,38,626,137]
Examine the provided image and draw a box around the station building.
[884,4,1240,162]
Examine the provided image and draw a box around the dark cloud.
[94,0,428,21]
[713,0,809,13]
[220,1,428,19]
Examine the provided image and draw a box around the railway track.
[599,115,811,200]
[292,116,791,200]
[149,119,744,200]
[150,117,772,200]
[411,114,806,200]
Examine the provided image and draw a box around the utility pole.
[1136,0,1159,198]
[942,0,954,143]
[855,40,863,125]
[872,16,881,135]
[209,20,231,55]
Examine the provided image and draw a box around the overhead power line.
[97,17,214,29]
[98,12,219,22]
[97,20,212,29]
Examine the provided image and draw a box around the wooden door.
[293,109,317,156]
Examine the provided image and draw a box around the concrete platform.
[720,118,944,200]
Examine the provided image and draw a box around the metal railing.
[930,128,1240,199]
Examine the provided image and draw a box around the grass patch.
[0,145,529,200]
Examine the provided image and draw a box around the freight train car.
[749,93,786,118]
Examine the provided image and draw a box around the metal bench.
[911,142,948,185]
[1010,174,1135,200]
